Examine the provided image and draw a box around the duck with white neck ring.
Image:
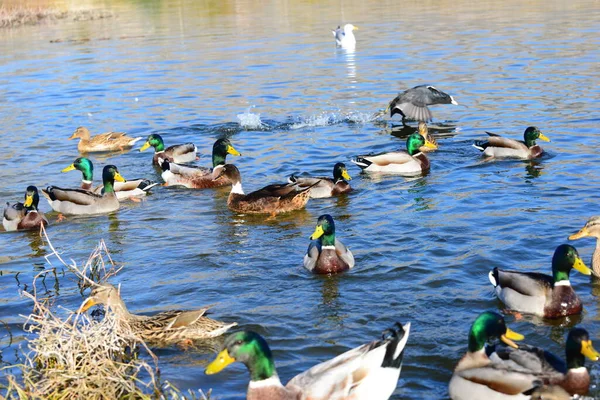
[304,214,354,274]
[569,216,600,278]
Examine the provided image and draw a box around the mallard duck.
[69,126,142,153]
[3,186,48,231]
[490,327,599,396]
[568,216,600,277]
[449,311,527,400]
[417,122,438,152]
[62,157,157,200]
[139,133,197,165]
[488,244,591,318]
[42,165,125,215]
[332,24,358,47]
[351,132,436,175]
[288,162,351,199]
[159,138,241,188]
[304,214,354,274]
[205,322,410,400]
[79,283,236,343]
[214,164,313,214]
[387,85,458,123]
[473,127,550,159]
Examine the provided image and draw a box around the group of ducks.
[3,80,595,399]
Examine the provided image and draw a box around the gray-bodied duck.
[42,165,125,215]
[488,244,591,318]
[569,216,600,277]
[304,214,354,274]
[79,283,237,344]
[288,162,352,198]
[3,186,48,231]
[473,127,550,159]
[69,126,142,153]
[206,322,410,400]
[159,138,241,188]
[139,133,197,165]
[387,85,458,123]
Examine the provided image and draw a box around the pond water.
[1,0,599,398]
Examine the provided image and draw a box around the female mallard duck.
[568,216,600,277]
[449,311,527,400]
[288,162,352,199]
[205,322,410,400]
[351,132,436,175]
[3,186,48,231]
[417,122,438,152]
[159,138,241,188]
[69,126,142,153]
[42,165,125,215]
[62,157,157,200]
[473,127,550,159]
[488,244,591,318]
[304,214,354,274]
[139,133,197,165]
[214,164,313,214]
[490,327,599,396]
[387,85,458,123]
[79,283,236,343]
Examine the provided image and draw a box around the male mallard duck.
[288,162,352,198]
[62,157,157,200]
[304,214,354,274]
[139,133,197,165]
[332,23,358,48]
[491,327,599,396]
[159,138,241,188]
[473,127,550,159]
[488,244,591,318]
[69,126,142,153]
[42,165,125,215]
[205,322,410,400]
[387,85,458,123]
[79,283,236,343]
[3,186,48,231]
[214,164,313,214]
[449,311,527,400]
[568,216,600,277]
[351,132,436,175]
[417,122,438,152]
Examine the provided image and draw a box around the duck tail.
[488,268,499,287]
[473,141,488,151]
[129,137,143,146]
[158,158,170,172]
[139,180,159,192]
[288,174,298,184]
[351,157,371,169]
[41,187,55,201]
[380,322,411,369]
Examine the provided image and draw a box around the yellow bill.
[501,328,524,349]
[68,133,77,140]
[78,298,96,313]
[114,172,126,183]
[205,349,236,375]
[62,164,76,173]
[24,194,33,207]
[139,142,151,152]
[227,144,241,156]
[310,225,324,240]
[342,169,352,181]
[538,133,550,142]
[424,139,438,150]
[581,340,600,361]
[569,227,589,240]
[573,257,592,275]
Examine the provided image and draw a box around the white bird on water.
[332,23,358,48]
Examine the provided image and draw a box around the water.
[1,0,599,398]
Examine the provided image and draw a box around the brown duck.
[69,126,142,153]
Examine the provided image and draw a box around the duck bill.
[310,225,324,240]
[424,140,437,150]
[24,194,34,207]
[113,172,126,183]
[205,349,236,375]
[450,96,459,106]
[573,257,592,275]
[569,227,590,240]
[139,142,151,152]
[501,328,524,349]
[353,26,359,30]
[538,133,550,142]
[62,164,76,173]
[227,144,241,156]
[78,298,96,313]
[342,169,352,181]
[68,133,77,140]
[581,340,600,361]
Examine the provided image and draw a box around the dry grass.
[0,6,112,28]
[0,226,212,400]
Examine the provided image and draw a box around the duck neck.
[212,152,226,168]
[245,349,278,382]
[566,351,586,370]
[320,232,336,246]
[593,239,600,276]
[525,138,536,148]
[154,140,165,152]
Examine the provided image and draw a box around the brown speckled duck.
[488,244,591,318]
[304,214,354,274]
[215,164,313,214]
[69,126,142,153]
[417,122,438,152]
[568,216,600,278]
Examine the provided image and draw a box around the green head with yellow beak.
[551,244,591,283]
[212,138,241,168]
[23,186,40,210]
[310,214,337,246]
[62,157,94,182]
[524,126,550,148]
[140,133,165,152]
[566,328,600,369]
[468,311,524,353]
[407,132,436,156]
[333,162,351,183]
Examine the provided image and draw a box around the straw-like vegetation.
[0,6,112,28]
[0,227,211,399]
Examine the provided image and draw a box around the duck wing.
[335,238,355,268]
[304,240,321,272]
[456,365,539,395]
[491,269,553,297]
[165,143,197,158]
[353,151,415,168]
[484,135,528,151]
[42,187,101,205]
[492,344,566,375]
[246,183,299,200]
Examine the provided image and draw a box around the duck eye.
[235,340,243,346]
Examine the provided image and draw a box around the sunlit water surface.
[1,0,599,398]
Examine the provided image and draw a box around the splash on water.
[290,112,340,130]
[237,108,265,130]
